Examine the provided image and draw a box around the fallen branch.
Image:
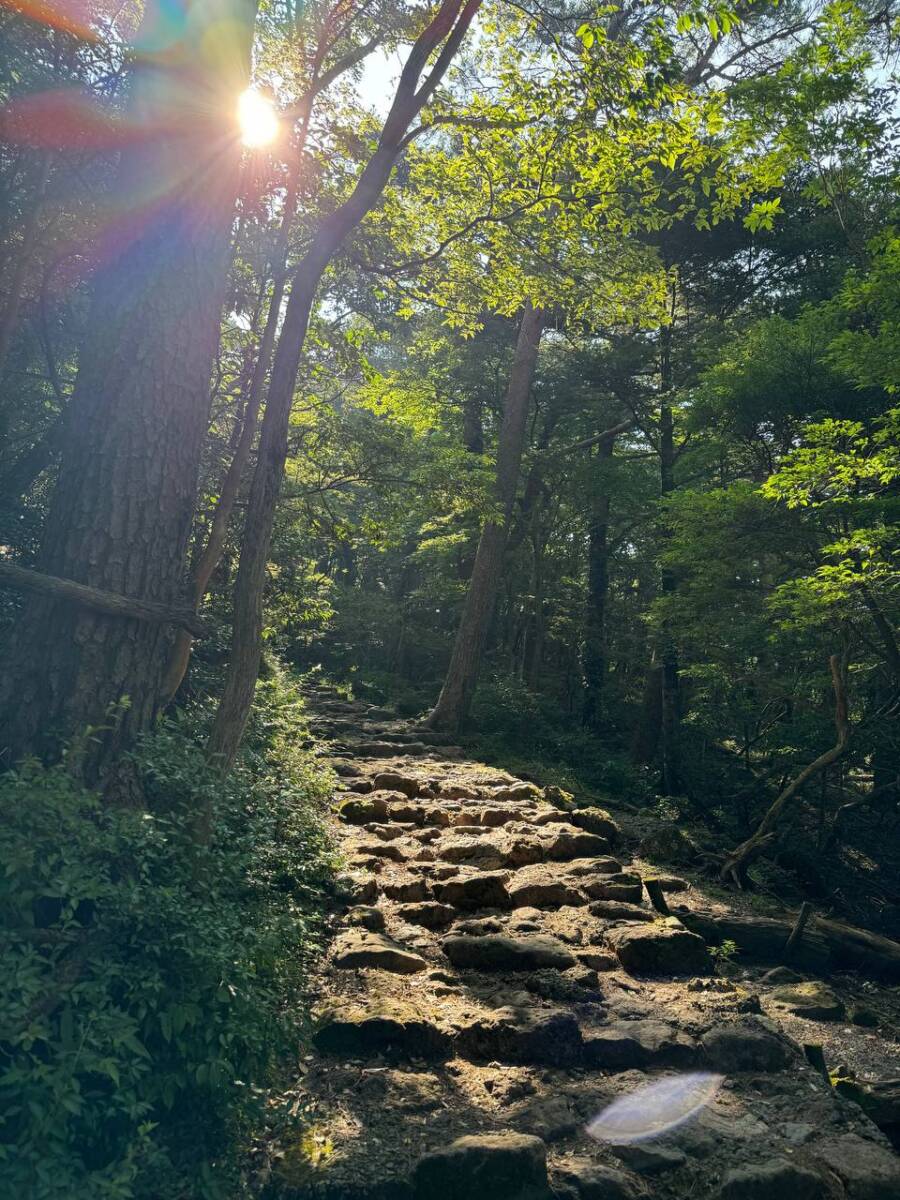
[720,654,850,887]
[0,561,208,636]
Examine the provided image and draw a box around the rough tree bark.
[426,302,546,732]
[206,0,483,771]
[0,0,255,776]
[160,28,383,702]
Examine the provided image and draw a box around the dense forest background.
[1,0,899,1193]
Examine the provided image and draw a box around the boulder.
[607,921,711,975]
[443,933,577,972]
[455,1006,583,1065]
[638,823,699,866]
[372,771,420,798]
[583,1020,698,1069]
[570,807,621,842]
[398,901,457,930]
[333,929,427,974]
[717,1161,825,1200]
[769,980,845,1020]
[701,1020,796,1072]
[313,1000,451,1059]
[412,1133,550,1200]
[507,864,586,909]
[816,1134,900,1198]
[433,871,511,910]
[553,1159,643,1200]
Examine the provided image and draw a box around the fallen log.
[677,907,900,981]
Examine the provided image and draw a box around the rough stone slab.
[583,1020,698,1069]
[569,807,621,841]
[583,874,644,904]
[433,871,511,910]
[717,1161,827,1199]
[380,876,430,902]
[543,825,612,861]
[333,929,427,974]
[769,980,845,1020]
[507,864,586,909]
[701,1020,796,1073]
[443,932,577,972]
[816,1134,900,1198]
[372,770,420,797]
[313,1000,452,1059]
[607,921,711,975]
[397,901,456,929]
[412,1132,550,1200]
[455,1005,583,1065]
[553,1159,643,1199]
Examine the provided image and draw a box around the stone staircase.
[269,686,900,1199]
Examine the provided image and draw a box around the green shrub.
[0,675,335,1200]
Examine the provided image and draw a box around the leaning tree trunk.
[720,654,851,887]
[426,303,546,732]
[206,0,483,775]
[0,0,255,777]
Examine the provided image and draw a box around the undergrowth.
[0,667,336,1200]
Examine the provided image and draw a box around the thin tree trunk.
[659,393,681,793]
[0,151,52,377]
[206,0,483,774]
[0,0,255,777]
[582,435,615,730]
[426,303,546,732]
[631,657,663,763]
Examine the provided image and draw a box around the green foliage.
[0,677,335,1200]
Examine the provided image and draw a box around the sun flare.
[238,89,278,148]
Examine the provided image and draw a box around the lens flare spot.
[586,1073,724,1144]
[237,89,277,148]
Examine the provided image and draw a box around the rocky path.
[270,686,900,1199]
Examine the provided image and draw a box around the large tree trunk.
[160,112,309,704]
[426,303,545,732]
[0,0,255,777]
[582,435,615,730]
[206,0,483,773]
